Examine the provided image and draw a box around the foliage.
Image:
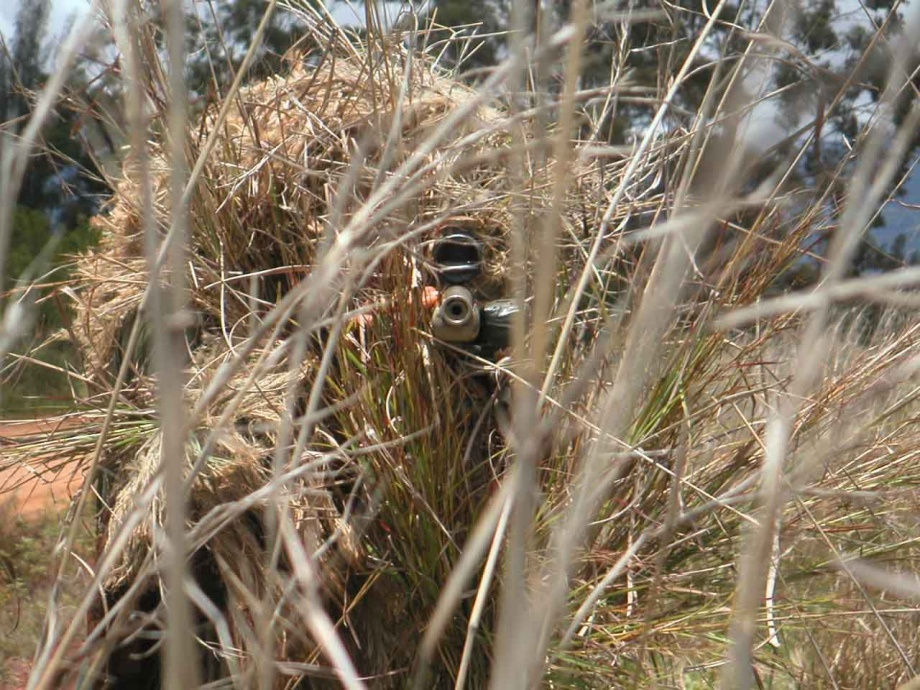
[1,3,920,689]
[0,503,91,681]
[6,206,98,281]
[0,0,50,122]
[1,208,99,415]
[184,0,312,95]
[0,0,109,413]
[428,0,920,275]
[0,0,106,217]
[431,0,505,67]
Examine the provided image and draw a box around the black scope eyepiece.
[431,229,482,284]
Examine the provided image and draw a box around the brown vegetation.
[1,4,919,689]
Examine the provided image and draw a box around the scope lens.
[432,229,482,284]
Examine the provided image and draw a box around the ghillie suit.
[66,35,596,689]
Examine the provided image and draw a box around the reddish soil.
[1,418,86,689]
[0,649,80,690]
[0,658,30,690]
[0,417,85,522]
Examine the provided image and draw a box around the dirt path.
[0,418,85,521]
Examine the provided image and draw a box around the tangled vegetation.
[1,1,919,688]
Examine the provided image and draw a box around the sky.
[0,0,386,41]
[0,0,91,44]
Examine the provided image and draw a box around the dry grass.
[0,500,92,687]
[1,0,919,688]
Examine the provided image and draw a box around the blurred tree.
[1,1,108,412]
[425,0,919,271]
[6,206,99,282]
[184,0,312,97]
[429,0,505,68]
[1,0,106,221]
[1,0,50,122]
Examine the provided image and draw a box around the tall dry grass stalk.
[1,0,919,688]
